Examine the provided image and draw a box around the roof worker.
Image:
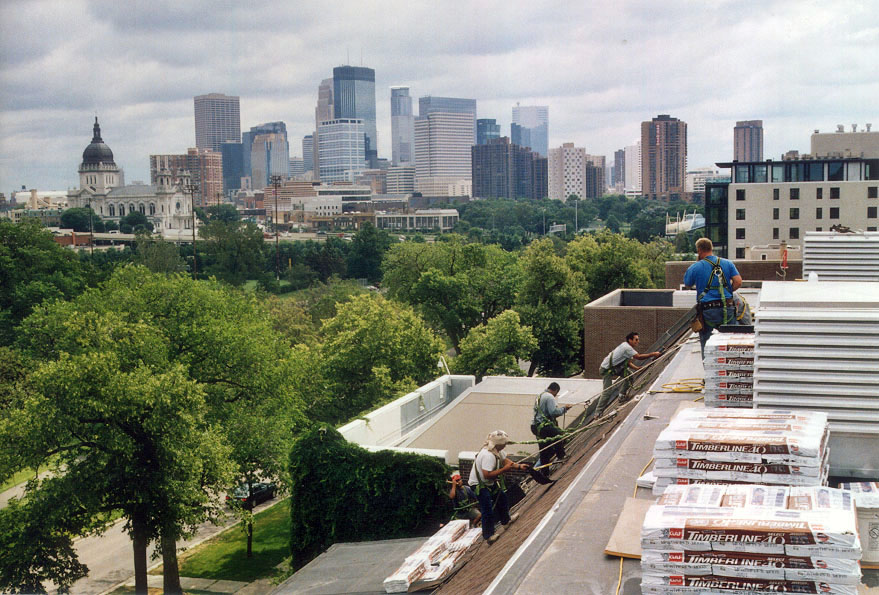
[448,472,481,527]
[531,382,573,469]
[595,332,661,416]
[468,430,525,543]
[683,237,743,358]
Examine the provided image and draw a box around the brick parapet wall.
[665,260,803,289]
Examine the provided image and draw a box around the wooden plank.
[603,496,652,559]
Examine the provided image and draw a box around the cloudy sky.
[1,0,876,191]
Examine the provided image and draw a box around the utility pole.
[87,200,94,255]
[575,197,578,234]
[185,182,199,280]
[270,175,283,281]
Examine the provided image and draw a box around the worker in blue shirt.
[683,237,743,357]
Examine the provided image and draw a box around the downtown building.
[242,122,287,183]
[334,66,378,167]
[414,97,476,197]
[149,147,223,207]
[317,118,368,183]
[511,104,549,157]
[250,132,289,190]
[391,86,415,165]
[547,144,605,200]
[734,119,764,162]
[641,114,687,201]
[705,125,879,259]
[477,119,500,146]
[471,137,547,199]
[624,140,642,195]
[194,93,241,153]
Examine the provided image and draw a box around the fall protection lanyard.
[474,451,505,495]
[601,350,629,378]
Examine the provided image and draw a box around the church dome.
[81,117,115,166]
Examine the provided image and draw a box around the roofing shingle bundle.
[641,484,862,594]
[383,520,481,593]
[652,408,829,495]
[703,333,755,408]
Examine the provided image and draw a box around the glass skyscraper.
[391,86,414,165]
[333,66,377,167]
[512,105,548,157]
[477,119,500,145]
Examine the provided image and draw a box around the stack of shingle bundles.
[703,333,755,408]
[652,408,829,496]
[383,520,475,593]
[641,484,862,594]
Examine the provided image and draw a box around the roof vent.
[852,124,858,132]
[814,129,820,134]
[836,125,845,133]
[867,123,872,132]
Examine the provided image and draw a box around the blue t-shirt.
[684,255,740,303]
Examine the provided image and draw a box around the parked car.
[225,481,277,507]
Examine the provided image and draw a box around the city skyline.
[1,0,876,190]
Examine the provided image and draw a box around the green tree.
[8,267,299,593]
[199,219,265,285]
[382,238,521,351]
[119,211,154,234]
[60,207,104,232]
[516,238,588,376]
[133,232,185,274]
[303,294,444,425]
[0,219,87,346]
[198,204,240,224]
[452,310,537,381]
[345,222,393,284]
[566,231,652,299]
[303,238,347,282]
[605,213,622,233]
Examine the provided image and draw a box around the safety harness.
[473,450,506,496]
[532,392,558,434]
[600,348,632,380]
[698,255,734,327]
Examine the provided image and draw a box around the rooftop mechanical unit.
[802,231,879,282]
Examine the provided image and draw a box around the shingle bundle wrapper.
[641,484,861,594]
[383,520,477,593]
[703,333,756,407]
[653,408,829,495]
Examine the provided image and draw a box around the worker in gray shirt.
[531,382,573,468]
[595,332,661,415]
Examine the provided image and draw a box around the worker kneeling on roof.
[531,382,573,469]
[596,332,661,416]
[468,430,526,543]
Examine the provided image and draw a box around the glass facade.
[333,66,377,164]
[704,182,729,258]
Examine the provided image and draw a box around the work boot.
[508,513,520,525]
[487,534,499,544]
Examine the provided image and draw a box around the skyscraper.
[477,119,500,145]
[302,134,314,173]
[419,96,477,141]
[313,78,335,180]
[414,110,476,196]
[242,122,287,181]
[624,140,642,193]
[250,133,289,190]
[194,93,241,153]
[512,104,549,157]
[734,120,764,162]
[471,137,545,199]
[548,143,587,200]
[613,149,625,188]
[317,118,367,183]
[510,123,531,152]
[641,114,687,201]
[220,141,243,193]
[391,87,414,165]
[333,66,378,166]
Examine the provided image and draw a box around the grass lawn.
[156,498,291,583]
[0,467,39,492]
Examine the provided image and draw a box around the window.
[119,204,125,216]
[735,247,746,259]
[149,203,156,215]
[869,206,878,219]
[790,227,800,239]
[736,208,746,220]
[816,207,823,219]
[773,208,780,220]
[736,189,746,201]
[816,187,823,199]
[830,207,840,219]
[869,187,878,199]
[129,203,136,215]
[771,164,784,183]
[816,227,822,232]
[830,187,840,199]
[772,227,779,240]
[736,228,746,239]
[827,161,844,181]
[108,204,115,217]
[735,165,750,183]
[790,188,800,200]
[790,207,799,220]
[869,227,878,232]
[773,188,779,200]
[139,204,145,215]
[806,162,824,181]
[753,165,768,183]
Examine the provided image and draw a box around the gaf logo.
[677,458,688,467]
[669,576,685,586]
[669,528,684,539]
[676,440,688,450]
[668,552,684,562]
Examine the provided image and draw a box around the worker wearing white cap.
[468,430,526,543]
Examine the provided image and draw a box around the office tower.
[641,114,687,200]
[221,142,243,193]
[512,104,549,157]
[313,78,335,180]
[386,165,416,194]
[613,149,625,188]
[194,93,241,152]
[149,148,223,206]
[419,96,477,141]
[250,133,289,190]
[584,157,605,199]
[734,120,763,162]
[414,110,476,196]
[391,87,415,165]
[510,123,531,152]
[548,143,587,200]
[242,122,287,181]
[289,157,305,178]
[471,137,545,199]
[624,140,641,193]
[302,135,314,172]
[333,66,378,166]
[317,118,367,183]
[477,119,500,145]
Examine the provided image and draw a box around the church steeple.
[92,117,103,143]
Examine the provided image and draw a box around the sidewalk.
[119,575,273,594]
